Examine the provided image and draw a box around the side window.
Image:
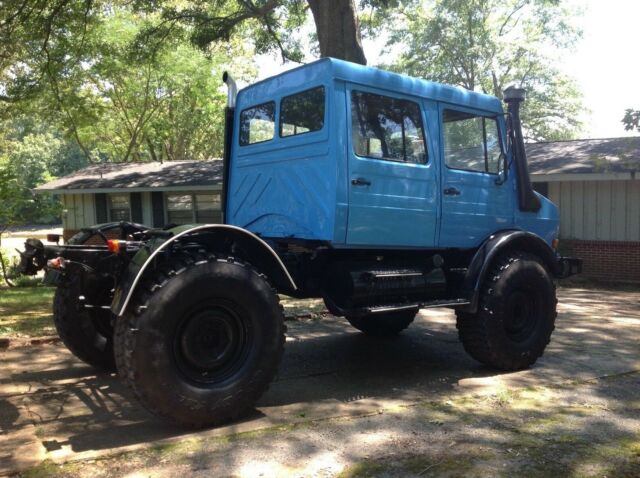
[239,102,275,145]
[443,109,502,173]
[280,86,325,137]
[351,91,427,164]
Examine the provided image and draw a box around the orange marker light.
[552,238,560,250]
[107,239,121,254]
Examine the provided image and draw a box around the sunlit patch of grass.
[0,286,55,337]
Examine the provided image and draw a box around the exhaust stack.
[222,71,237,108]
[503,86,541,213]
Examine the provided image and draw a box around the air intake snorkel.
[221,72,237,222]
[223,71,237,108]
[504,86,541,213]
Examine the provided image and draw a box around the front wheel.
[114,253,285,428]
[456,252,557,371]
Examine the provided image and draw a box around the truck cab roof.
[237,57,503,115]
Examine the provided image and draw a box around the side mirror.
[495,151,509,185]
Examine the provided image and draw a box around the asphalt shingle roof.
[526,137,640,175]
[36,160,223,192]
[35,137,640,192]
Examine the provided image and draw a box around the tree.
[134,0,370,64]
[622,109,640,133]
[57,10,255,162]
[386,0,584,141]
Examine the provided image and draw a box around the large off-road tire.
[346,309,418,336]
[114,253,285,428]
[456,252,557,371]
[53,276,116,371]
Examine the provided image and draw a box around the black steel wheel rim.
[174,302,250,385]
[504,289,540,342]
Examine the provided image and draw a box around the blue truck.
[20,58,581,427]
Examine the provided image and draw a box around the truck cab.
[227,58,557,250]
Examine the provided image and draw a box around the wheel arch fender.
[462,230,557,313]
[111,224,297,317]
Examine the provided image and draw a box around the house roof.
[526,137,640,175]
[35,136,640,194]
[36,160,223,193]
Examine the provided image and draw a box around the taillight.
[47,234,61,244]
[107,239,121,254]
[47,257,66,269]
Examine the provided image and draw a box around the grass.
[0,285,55,337]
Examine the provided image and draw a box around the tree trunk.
[307,0,367,65]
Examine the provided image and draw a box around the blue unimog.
[20,58,581,427]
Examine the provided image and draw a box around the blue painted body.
[227,58,559,250]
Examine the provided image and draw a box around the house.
[36,137,640,282]
[35,160,223,241]
[528,137,640,282]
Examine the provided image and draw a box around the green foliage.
[0,116,65,227]
[622,109,640,133]
[2,3,257,164]
[386,0,585,141]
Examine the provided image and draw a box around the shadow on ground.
[0,287,638,475]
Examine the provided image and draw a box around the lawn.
[0,286,56,337]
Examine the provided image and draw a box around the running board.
[366,299,470,315]
[324,297,470,318]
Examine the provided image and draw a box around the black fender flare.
[461,230,558,313]
[111,224,297,317]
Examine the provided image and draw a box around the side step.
[365,299,470,315]
[325,297,470,318]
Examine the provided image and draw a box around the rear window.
[239,102,275,146]
[280,86,325,137]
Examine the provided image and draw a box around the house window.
[280,86,325,137]
[443,109,502,174]
[166,194,194,225]
[240,102,276,145]
[109,194,131,221]
[533,182,549,198]
[166,193,221,225]
[195,194,221,223]
[351,90,427,164]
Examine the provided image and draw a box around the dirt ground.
[1,287,639,477]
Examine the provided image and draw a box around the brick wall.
[560,240,640,282]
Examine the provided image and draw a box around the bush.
[0,247,43,287]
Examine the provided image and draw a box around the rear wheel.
[114,253,285,428]
[346,309,418,336]
[456,252,557,371]
[53,276,116,371]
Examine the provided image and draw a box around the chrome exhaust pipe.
[222,71,237,108]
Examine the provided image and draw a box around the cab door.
[345,87,438,247]
[438,105,514,248]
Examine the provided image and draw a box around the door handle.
[351,178,371,186]
[443,187,461,196]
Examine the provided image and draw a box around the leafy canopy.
[386,0,584,141]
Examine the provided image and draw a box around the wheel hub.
[504,289,539,342]
[174,306,248,384]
